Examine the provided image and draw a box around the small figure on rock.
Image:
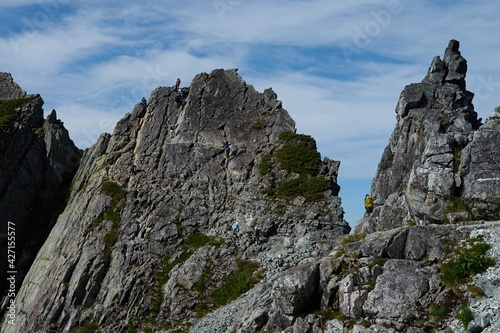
[275,255,285,269]
[232,221,240,233]
[141,97,147,107]
[175,77,181,90]
[364,194,373,214]
[170,125,175,139]
[131,164,142,175]
[224,141,231,157]
[254,227,261,244]
[175,88,187,106]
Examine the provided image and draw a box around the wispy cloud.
[1,0,499,185]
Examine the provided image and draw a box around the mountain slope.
[4,69,349,332]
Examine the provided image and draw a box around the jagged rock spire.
[424,39,468,89]
[356,40,483,234]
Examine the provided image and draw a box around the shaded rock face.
[0,73,82,310]
[355,40,499,234]
[461,106,500,216]
[6,69,349,332]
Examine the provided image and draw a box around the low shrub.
[428,304,447,318]
[275,131,321,176]
[440,237,495,288]
[210,259,262,307]
[68,322,99,333]
[0,97,36,127]
[444,197,468,214]
[274,175,330,202]
[258,154,272,175]
[457,305,474,330]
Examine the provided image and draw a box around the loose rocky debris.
[190,222,499,333]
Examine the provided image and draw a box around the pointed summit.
[356,40,481,233]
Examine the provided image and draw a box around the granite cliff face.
[0,73,82,311]
[4,69,349,332]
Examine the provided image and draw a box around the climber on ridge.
[175,87,187,106]
[364,194,373,214]
[175,77,181,90]
[224,141,231,157]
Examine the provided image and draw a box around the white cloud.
[1,0,499,185]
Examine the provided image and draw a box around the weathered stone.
[5,69,349,333]
[0,74,81,307]
[461,106,500,218]
[272,262,320,316]
[356,40,481,233]
[362,260,439,322]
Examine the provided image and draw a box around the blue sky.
[1,0,500,229]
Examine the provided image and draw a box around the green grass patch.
[444,197,468,214]
[127,320,137,333]
[101,181,127,206]
[275,131,321,176]
[210,259,262,307]
[467,284,485,298]
[340,233,366,245]
[0,96,36,127]
[457,305,474,330]
[95,181,127,260]
[258,154,273,175]
[495,203,500,218]
[314,307,346,321]
[183,233,220,250]
[428,304,447,318]
[68,322,99,333]
[251,119,264,130]
[440,237,495,288]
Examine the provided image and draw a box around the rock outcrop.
[3,40,500,333]
[4,69,349,332]
[191,222,499,333]
[355,40,500,234]
[0,73,82,312]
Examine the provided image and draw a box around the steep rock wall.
[0,73,82,312]
[355,40,498,234]
[6,69,349,332]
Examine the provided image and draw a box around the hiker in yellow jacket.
[364,194,373,214]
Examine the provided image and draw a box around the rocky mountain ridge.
[2,69,349,332]
[1,40,500,333]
